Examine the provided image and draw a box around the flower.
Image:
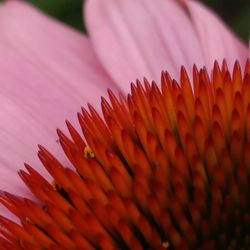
[0,0,249,248]
[1,60,250,249]
[0,0,247,200]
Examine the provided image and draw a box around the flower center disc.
[0,60,250,250]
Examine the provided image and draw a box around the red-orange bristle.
[65,120,86,150]
[43,188,73,213]
[107,192,127,219]
[45,224,75,249]
[212,61,223,90]
[198,70,213,122]
[131,80,154,131]
[223,71,233,111]
[110,167,131,198]
[152,107,170,146]
[23,163,50,187]
[97,233,118,250]
[81,106,112,149]
[107,89,134,133]
[86,214,112,244]
[0,239,19,250]
[221,60,229,77]
[106,151,132,185]
[85,179,108,205]
[70,230,94,250]
[25,199,56,227]
[232,61,243,93]
[46,202,75,232]
[89,104,112,141]
[118,222,143,250]
[88,159,114,192]
[180,66,194,120]
[150,83,167,120]
[194,115,206,155]
[195,97,209,128]
[121,129,137,166]
[134,146,152,177]
[161,71,177,129]
[192,65,199,94]
[215,88,228,136]
[0,216,36,246]
[0,192,22,218]
[22,220,54,248]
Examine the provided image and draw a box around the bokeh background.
[3,0,250,42]
[26,0,250,42]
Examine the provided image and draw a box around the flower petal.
[0,0,117,206]
[85,0,206,92]
[183,0,248,70]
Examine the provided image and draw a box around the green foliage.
[27,0,85,32]
[202,0,249,42]
[231,5,250,43]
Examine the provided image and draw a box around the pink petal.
[0,0,117,210]
[183,0,248,70]
[85,0,206,92]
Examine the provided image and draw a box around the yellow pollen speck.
[84,146,95,159]
[25,217,32,223]
[162,241,169,248]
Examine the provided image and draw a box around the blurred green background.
[7,0,250,42]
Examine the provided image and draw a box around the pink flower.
[0,0,248,224]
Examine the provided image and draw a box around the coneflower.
[0,60,250,250]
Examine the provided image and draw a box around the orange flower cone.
[1,60,250,250]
